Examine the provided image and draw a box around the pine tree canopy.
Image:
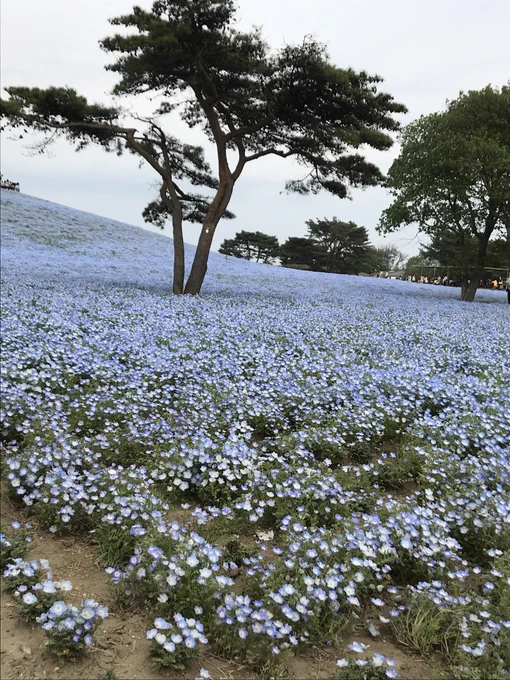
[1,0,406,293]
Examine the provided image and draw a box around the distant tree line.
[219,218,408,275]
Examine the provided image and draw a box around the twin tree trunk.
[183,180,234,295]
[159,185,185,295]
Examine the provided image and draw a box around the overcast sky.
[1,0,509,255]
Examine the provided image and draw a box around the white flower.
[256,530,274,541]
[23,592,37,605]
[58,580,73,591]
[372,652,385,667]
[186,554,199,568]
[368,623,380,637]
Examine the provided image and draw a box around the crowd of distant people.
[479,277,508,290]
[0,174,20,192]
[407,274,509,289]
[407,274,458,286]
[406,273,510,303]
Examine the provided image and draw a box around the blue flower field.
[1,189,509,680]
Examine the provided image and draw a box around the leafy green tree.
[487,237,510,270]
[280,218,372,273]
[421,230,510,278]
[279,237,320,270]
[219,230,279,263]
[218,237,243,259]
[1,0,405,294]
[403,254,428,279]
[379,85,510,301]
[365,244,407,273]
[420,230,477,281]
[306,217,371,274]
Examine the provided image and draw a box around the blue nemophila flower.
[81,607,96,620]
[147,613,207,669]
[41,581,56,594]
[37,598,107,656]
[48,601,67,618]
[400,536,413,550]
[2,190,510,674]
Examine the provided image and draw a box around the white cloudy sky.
[1,0,509,255]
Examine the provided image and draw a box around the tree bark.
[460,278,469,300]
[461,273,482,302]
[170,207,185,295]
[159,185,185,294]
[184,181,234,294]
[124,131,186,294]
[460,231,490,302]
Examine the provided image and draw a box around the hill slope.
[2,189,508,306]
[1,189,510,680]
[2,189,338,297]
